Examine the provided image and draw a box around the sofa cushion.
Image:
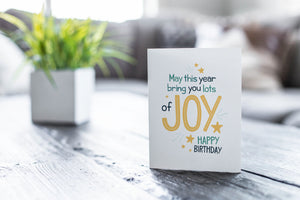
[135,18,197,80]
[243,23,290,59]
[195,26,282,90]
[156,19,196,48]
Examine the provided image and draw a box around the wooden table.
[0,91,300,199]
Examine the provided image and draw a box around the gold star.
[189,149,192,152]
[181,145,185,148]
[194,63,198,67]
[211,122,223,133]
[165,95,168,98]
[186,134,194,144]
[198,68,204,73]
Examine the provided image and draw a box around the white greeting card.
[148,48,241,173]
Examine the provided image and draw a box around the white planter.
[30,68,95,125]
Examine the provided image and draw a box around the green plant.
[0,11,135,84]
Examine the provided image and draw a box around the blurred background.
[2,0,300,126]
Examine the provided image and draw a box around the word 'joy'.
[161,95,221,132]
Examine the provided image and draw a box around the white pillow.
[0,33,32,95]
[195,25,282,90]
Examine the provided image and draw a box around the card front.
[148,48,241,172]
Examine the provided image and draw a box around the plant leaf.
[96,58,110,77]
[102,49,136,65]
[107,58,124,79]
[93,22,108,42]
[0,12,29,33]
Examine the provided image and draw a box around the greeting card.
[148,48,241,172]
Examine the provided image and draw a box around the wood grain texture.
[242,120,300,186]
[0,92,300,200]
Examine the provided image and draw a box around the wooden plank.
[89,92,300,186]
[242,119,300,186]
[44,126,300,200]
[33,93,300,199]
[0,93,300,199]
[0,96,155,200]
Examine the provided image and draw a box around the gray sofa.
[2,9,300,128]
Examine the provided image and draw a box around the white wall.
[228,0,300,16]
[157,0,227,16]
[156,0,300,17]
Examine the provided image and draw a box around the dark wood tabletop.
[0,91,300,199]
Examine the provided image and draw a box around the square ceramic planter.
[30,68,95,125]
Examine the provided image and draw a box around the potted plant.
[0,11,135,125]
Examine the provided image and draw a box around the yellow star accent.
[186,134,194,144]
[189,149,192,152]
[181,145,185,148]
[194,63,198,67]
[211,122,223,133]
[165,95,168,98]
[198,68,204,73]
